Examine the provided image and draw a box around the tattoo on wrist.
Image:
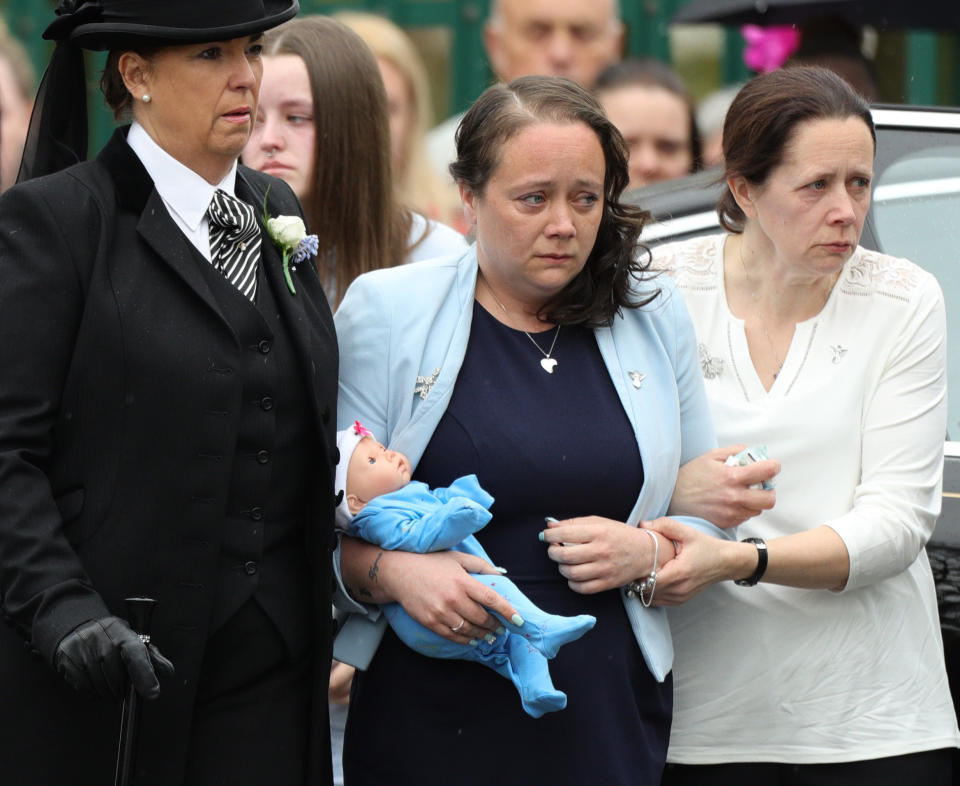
[346,581,372,600]
[368,551,384,582]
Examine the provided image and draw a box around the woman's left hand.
[670,446,779,529]
[541,516,676,594]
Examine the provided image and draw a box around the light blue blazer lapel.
[389,250,479,467]
[333,250,478,669]
[595,305,677,682]
[594,321,675,526]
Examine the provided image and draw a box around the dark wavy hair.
[450,75,655,329]
[718,66,875,233]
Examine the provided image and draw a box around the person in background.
[695,82,741,170]
[0,1,339,784]
[0,19,34,191]
[334,74,730,785]
[426,0,624,180]
[594,58,702,191]
[653,66,959,785]
[243,16,465,309]
[336,11,463,231]
[786,16,878,102]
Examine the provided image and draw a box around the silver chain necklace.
[738,241,836,382]
[478,272,561,374]
[739,243,785,380]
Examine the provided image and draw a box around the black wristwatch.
[734,537,768,586]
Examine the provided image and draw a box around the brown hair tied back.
[718,66,874,234]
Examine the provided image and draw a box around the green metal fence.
[4,0,958,155]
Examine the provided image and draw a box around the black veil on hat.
[17,0,299,184]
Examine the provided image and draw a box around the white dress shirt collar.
[126,121,237,232]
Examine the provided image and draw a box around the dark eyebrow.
[515,178,602,191]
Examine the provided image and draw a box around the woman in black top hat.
[0,2,338,784]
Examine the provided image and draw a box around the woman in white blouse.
[653,67,959,784]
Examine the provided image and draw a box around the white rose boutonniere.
[268,215,307,247]
[262,195,319,294]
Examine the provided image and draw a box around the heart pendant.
[540,358,558,374]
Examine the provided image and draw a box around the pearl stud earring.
[141,94,151,103]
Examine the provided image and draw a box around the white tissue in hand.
[724,445,776,490]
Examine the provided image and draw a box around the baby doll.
[335,421,595,718]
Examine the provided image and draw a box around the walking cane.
[114,597,156,786]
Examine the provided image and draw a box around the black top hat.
[44,0,299,49]
[17,0,300,185]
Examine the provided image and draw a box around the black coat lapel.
[236,168,328,430]
[96,128,230,328]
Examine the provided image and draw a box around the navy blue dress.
[343,303,671,785]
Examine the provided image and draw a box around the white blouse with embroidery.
[654,233,959,763]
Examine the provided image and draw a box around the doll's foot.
[521,685,567,718]
[471,574,596,657]
[514,612,596,659]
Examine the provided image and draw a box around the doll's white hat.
[335,420,375,529]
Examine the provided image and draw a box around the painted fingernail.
[511,613,525,626]
[469,638,478,647]
[495,566,508,574]
[496,625,506,635]
[545,516,558,523]
[538,531,546,542]
[484,633,496,644]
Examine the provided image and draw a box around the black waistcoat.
[193,250,315,659]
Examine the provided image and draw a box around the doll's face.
[346,438,412,515]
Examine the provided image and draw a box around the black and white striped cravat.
[207,189,261,301]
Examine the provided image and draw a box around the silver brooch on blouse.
[699,343,724,379]
[414,367,441,399]
[831,345,847,364]
[628,371,646,389]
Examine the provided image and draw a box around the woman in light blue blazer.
[333,75,731,786]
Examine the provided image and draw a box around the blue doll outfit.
[347,474,595,718]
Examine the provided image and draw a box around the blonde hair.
[0,22,35,103]
[335,11,460,225]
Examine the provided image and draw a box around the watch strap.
[734,537,768,586]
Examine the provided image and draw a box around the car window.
[869,132,960,439]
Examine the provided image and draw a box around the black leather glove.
[54,616,175,701]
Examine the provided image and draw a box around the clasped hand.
[543,515,733,605]
[386,513,730,630]
[540,516,677,594]
[54,616,175,701]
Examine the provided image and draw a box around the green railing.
[4,0,957,155]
